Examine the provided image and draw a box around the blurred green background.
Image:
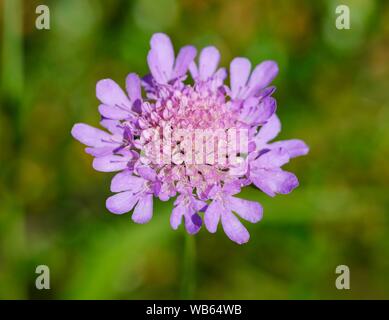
[1,0,388,299]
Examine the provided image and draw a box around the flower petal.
[100,119,123,135]
[188,61,198,79]
[148,33,175,84]
[253,148,289,169]
[270,139,309,158]
[71,123,111,147]
[204,200,222,233]
[125,73,141,102]
[96,79,131,107]
[251,168,299,197]
[199,46,220,80]
[227,196,263,223]
[255,114,281,147]
[173,45,197,79]
[147,51,165,84]
[132,194,153,224]
[98,104,131,120]
[245,60,278,97]
[137,166,157,181]
[239,97,259,124]
[239,96,276,126]
[106,191,138,214]
[221,210,250,244]
[256,86,276,99]
[93,154,130,172]
[85,146,115,157]
[110,170,144,193]
[223,181,241,195]
[255,97,276,124]
[210,67,227,89]
[170,205,185,230]
[185,212,202,235]
[192,199,207,212]
[230,57,251,99]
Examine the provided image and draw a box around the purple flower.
[71,33,309,244]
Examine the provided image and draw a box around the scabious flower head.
[71,33,308,244]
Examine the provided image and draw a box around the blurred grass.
[0,0,388,299]
[61,200,176,299]
[1,0,27,299]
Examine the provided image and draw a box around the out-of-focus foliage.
[0,0,388,299]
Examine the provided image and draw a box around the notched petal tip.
[228,196,263,224]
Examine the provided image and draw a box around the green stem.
[180,232,196,299]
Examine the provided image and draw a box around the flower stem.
[181,232,196,299]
